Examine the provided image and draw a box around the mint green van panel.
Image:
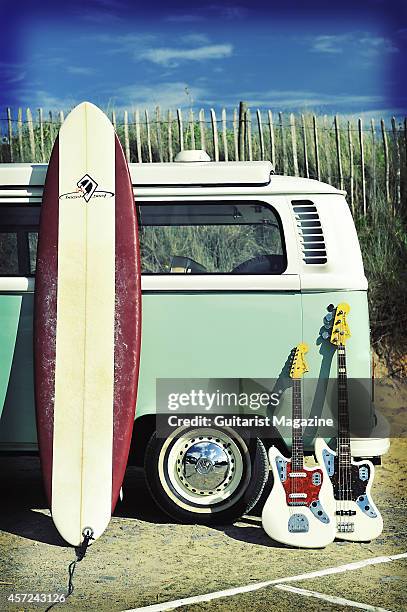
[0,291,303,448]
[136,291,302,421]
[0,295,37,447]
[0,290,373,450]
[0,296,22,418]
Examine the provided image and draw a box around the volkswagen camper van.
[0,151,389,523]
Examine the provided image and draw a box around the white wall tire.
[144,426,268,524]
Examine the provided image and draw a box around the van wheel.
[144,426,268,524]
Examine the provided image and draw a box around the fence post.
[199,109,206,152]
[246,109,253,161]
[323,115,331,184]
[348,121,354,214]
[301,114,309,178]
[210,108,219,161]
[313,114,320,181]
[391,116,401,212]
[38,108,45,162]
[238,101,247,161]
[290,113,299,176]
[48,110,54,149]
[222,108,228,161]
[279,112,287,175]
[358,118,367,216]
[233,108,238,161]
[177,108,184,152]
[168,109,173,162]
[334,115,343,190]
[123,110,130,162]
[189,108,195,149]
[145,109,152,162]
[7,108,13,162]
[135,109,142,163]
[256,110,265,161]
[370,118,376,209]
[268,110,275,170]
[59,110,64,125]
[381,118,390,205]
[17,108,23,162]
[156,106,163,162]
[27,108,35,161]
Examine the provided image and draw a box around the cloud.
[139,44,233,67]
[311,32,399,57]
[67,66,96,76]
[359,36,399,57]
[311,35,348,54]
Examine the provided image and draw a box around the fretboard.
[292,378,304,471]
[337,345,351,463]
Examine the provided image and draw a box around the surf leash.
[44,528,94,612]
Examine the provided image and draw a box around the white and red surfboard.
[34,102,141,546]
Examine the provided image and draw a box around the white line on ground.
[123,552,407,612]
[275,584,392,612]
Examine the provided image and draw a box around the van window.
[0,200,286,276]
[0,205,40,275]
[139,201,286,274]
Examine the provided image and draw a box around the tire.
[144,425,269,524]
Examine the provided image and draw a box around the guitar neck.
[292,378,304,470]
[337,345,351,461]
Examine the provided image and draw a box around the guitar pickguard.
[329,459,371,501]
[277,460,328,523]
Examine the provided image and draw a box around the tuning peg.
[321,330,330,339]
[325,312,334,321]
[324,322,332,330]
[327,304,335,312]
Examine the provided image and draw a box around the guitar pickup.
[289,472,307,478]
[336,510,356,516]
[289,493,307,498]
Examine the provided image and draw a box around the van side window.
[0,201,286,276]
[0,206,40,275]
[139,201,286,274]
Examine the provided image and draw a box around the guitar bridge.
[337,522,355,533]
[336,510,356,516]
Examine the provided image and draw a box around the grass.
[356,200,407,375]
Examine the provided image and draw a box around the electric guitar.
[315,303,383,541]
[262,343,336,548]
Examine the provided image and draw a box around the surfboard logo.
[59,174,114,202]
[77,174,98,202]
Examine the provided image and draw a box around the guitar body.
[315,439,383,541]
[262,446,336,548]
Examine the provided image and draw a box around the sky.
[1,0,406,118]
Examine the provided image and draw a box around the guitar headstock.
[321,303,351,347]
[289,343,309,379]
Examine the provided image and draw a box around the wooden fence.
[1,102,406,216]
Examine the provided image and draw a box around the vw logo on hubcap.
[196,457,213,475]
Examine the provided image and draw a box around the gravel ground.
[0,379,406,612]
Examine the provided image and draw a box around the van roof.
[0,162,343,195]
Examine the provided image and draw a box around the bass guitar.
[262,343,335,548]
[315,303,383,541]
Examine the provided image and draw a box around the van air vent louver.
[292,200,327,264]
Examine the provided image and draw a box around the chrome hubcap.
[183,441,230,491]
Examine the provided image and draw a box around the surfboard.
[34,102,141,546]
